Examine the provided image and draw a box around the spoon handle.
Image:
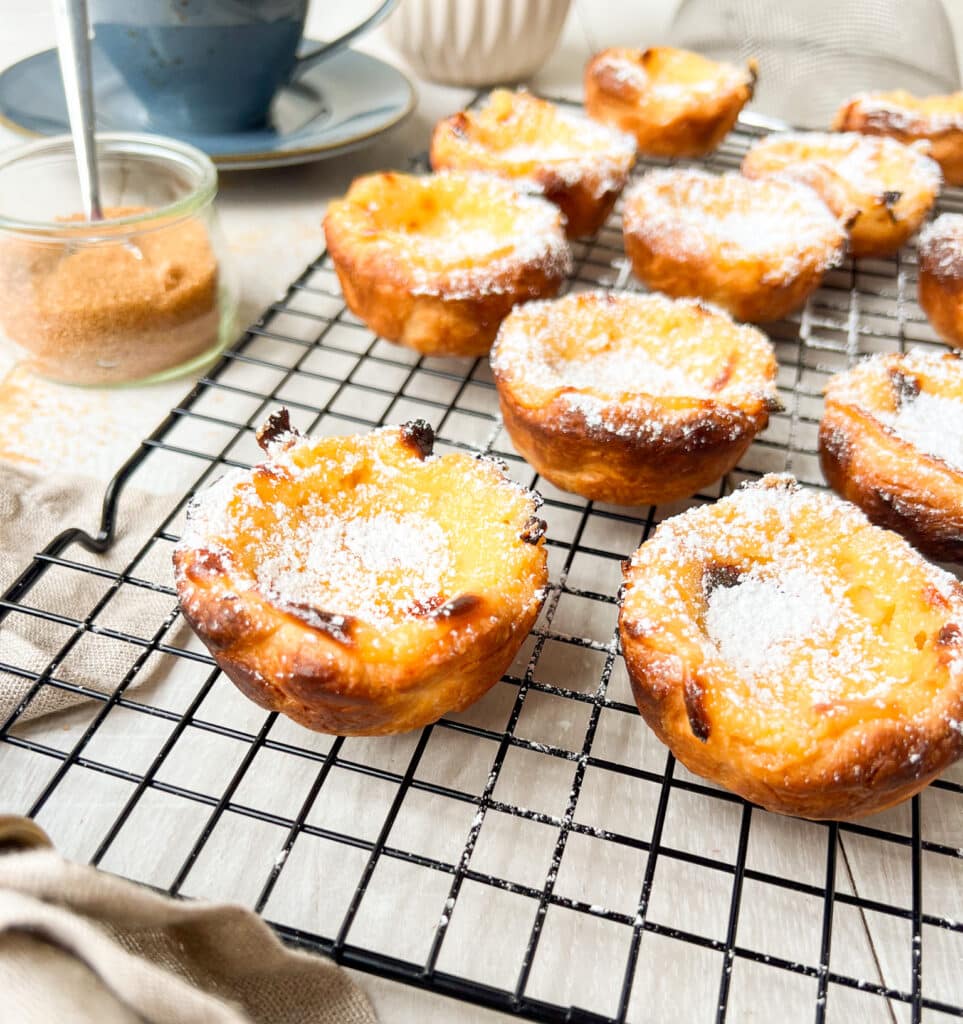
[54,0,102,221]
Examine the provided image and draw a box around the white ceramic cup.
[385,0,572,86]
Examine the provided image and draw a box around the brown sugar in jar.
[0,135,236,386]
[0,206,222,385]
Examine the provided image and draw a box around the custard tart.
[491,290,780,505]
[323,170,570,357]
[742,131,941,258]
[619,474,963,820]
[174,413,548,735]
[430,89,636,239]
[623,169,846,322]
[584,46,755,158]
[820,350,963,561]
[834,91,963,186]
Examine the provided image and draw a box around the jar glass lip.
[0,132,218,238]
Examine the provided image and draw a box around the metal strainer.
[669,0,961,128]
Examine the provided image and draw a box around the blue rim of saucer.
[0,42,417,170]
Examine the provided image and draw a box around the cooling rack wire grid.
[2,101,962,1023]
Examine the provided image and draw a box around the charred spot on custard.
[449,111,470,139]
[400,419,435,459]
[890,369,921,406]
[938,623,962,646]
[702,563,743,597]
[277,601,356,645]
[683,678,711,742]
[765,392,786,413]
[520,516,547,544]
[433,594,482,619]
[408,593,482,619]
[256,408,300,452]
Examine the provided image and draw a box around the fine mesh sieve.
[669,0,961,128]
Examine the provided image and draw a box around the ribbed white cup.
[385,0,572,86]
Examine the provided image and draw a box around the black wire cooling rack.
[2,106,963,1023]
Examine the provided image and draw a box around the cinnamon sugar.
[0,205,222,385]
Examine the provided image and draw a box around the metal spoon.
[54,0,102,221]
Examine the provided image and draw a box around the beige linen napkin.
[0,816,376,1024]
[0,360,219,725]
[1,462,159,722]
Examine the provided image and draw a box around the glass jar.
[0,133,237,386]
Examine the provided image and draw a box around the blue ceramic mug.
[88,0,397,133]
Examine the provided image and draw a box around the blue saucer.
[0,42,416,170]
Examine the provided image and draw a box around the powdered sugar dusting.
[919,213,963,276]
[592,47,749,110]
[625,475,963,711]
[623,169,845,280]
[177,423,545,631]
[842,91,963,135]
[743,131,942,206]
[436,90,636,197]
[255,511,454,623]
[705,567,837,675]
[890,392,963,472]
[826,350,963,473]
[492,291,778,440]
